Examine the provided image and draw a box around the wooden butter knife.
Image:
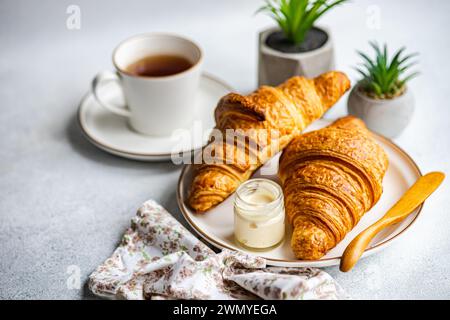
[340,171,445,272]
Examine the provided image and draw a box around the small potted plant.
[257,0,348,86]
[348,42,419,138]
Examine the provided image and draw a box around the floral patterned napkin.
[89,200,347,300]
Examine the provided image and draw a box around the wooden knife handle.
[340,172,445,272]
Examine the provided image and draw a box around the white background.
[0,0,449,299]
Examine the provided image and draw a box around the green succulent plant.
[257,0,348,45]
[356,42,419,99]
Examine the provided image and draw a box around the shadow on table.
[82,281,100,300]
[66,111,178,173]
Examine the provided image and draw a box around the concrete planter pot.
[258,26,335,86]
[347,84,415,138]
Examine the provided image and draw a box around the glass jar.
[234,178,285,250]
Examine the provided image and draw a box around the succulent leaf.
[257,0,348,45]
[356,42,419,99]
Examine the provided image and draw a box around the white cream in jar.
[234,178,285,250]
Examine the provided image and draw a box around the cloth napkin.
[89,200,346,300]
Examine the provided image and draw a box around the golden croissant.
[188,71,351,212]
[279,116,389,260]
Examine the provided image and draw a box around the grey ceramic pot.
[258,26,335,86]
[347,84,415,138]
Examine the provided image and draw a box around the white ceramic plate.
[177,119,423,267]
[78,73,233,161]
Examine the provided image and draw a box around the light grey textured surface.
[1,0,449,300]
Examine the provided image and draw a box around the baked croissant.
[279,116,388,260]
[188,71,351,212]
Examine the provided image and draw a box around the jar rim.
[234,178,284,222]
[235,178,283,206]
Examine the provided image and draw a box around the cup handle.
[91,71,131,117]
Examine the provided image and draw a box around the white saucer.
[78,73,233,161]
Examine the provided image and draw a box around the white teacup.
[92,33,203,136]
